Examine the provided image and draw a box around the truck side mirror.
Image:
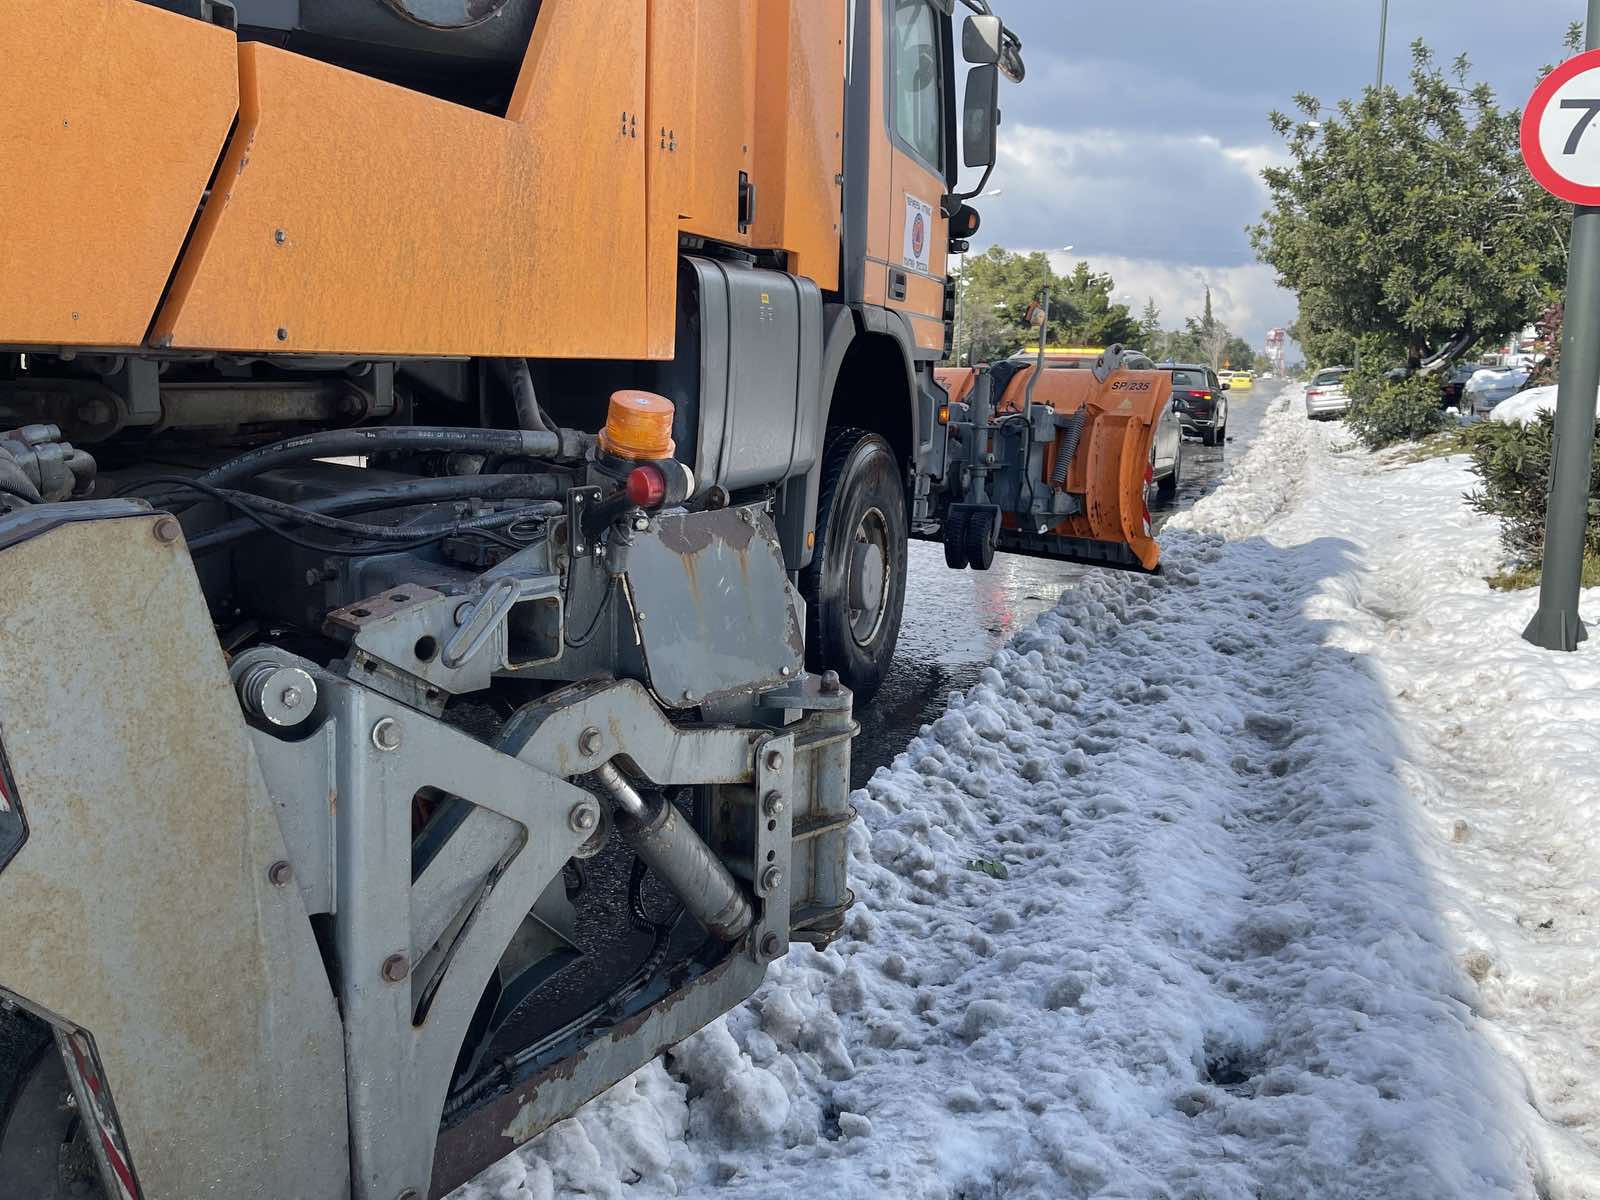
[962,14,1003,65]
[963,64,1000,170]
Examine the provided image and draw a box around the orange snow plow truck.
[0,1,1165,1196]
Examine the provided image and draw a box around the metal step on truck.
[0,1,1174,1195]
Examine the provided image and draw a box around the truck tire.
[0,1020,104,1200]
[800,429,907,705]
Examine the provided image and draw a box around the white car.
[1305,367,1352,419]
[1464,367,1531,417]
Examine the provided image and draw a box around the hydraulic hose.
[187,472,565,552]
[494,358,551,434]
[195,426,562,491]
[1051,408,1088,486]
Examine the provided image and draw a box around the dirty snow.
[455,389,1600,1200]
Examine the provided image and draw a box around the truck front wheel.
[801,429,907,705]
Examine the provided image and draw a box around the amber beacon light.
[599,389,676,461]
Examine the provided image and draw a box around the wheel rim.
[846,506,890,647]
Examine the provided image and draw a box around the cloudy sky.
[967,0,1582,354]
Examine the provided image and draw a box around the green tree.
[1250,40,1568,370]
[951,247,1139,363]
[1222,336,1256,371]
[1047,262,1139,347]
[1136,298,1163,351]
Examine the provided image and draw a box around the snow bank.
[455,390,1600,1200]
[1490,383,1600,425]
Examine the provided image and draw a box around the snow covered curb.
[457,391,1600,1200]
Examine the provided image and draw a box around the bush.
[1466,411,1600,564]
[1344,373,1448,450]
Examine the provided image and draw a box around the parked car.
[1441,361,1484,409]
[1150,384,1184,501]
[1305,366,1352,419]
[1164,363,1229,446]
[1464,366,1531,417]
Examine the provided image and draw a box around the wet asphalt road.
[851,380,1282,789]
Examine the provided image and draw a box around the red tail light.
[625,464,667,507]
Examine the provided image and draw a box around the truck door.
[884,0,951,357]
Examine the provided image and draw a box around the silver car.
[1305,366,1352,419]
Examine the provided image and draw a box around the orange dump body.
[934,364,1171,572]
[0,0,844,359]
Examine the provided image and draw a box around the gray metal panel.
[689,258,732,484]
[323,682,593,1200]
[778,304,856,570]
[625,506,805,708]
[684,257,823,493]
[249,720,338,916]
[0,515,348,1200]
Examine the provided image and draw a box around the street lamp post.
[1376,0,1389,89]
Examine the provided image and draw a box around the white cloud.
[970,120,1295,344]
[974,122,1281,268]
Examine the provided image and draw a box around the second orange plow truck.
[0,0,1170,1196]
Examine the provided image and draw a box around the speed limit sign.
[1523,48,1600,204]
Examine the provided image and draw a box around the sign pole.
[1523,2,1600,650]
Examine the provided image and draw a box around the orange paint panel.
[671,0,756,247]
[892,271,946,351]
[887,151,947,324]
[155,0,647,357]
[752,2,844,291]
[645,0,700,357]
[0,0,237,347]
[904,310,946,354]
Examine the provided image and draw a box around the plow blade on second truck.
[934,347,1172,574]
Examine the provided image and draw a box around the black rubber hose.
[194,426,561,491]
[494,358,550,434]
[205,489,557,543]
[135,473,558,555]
[188,473,565,552]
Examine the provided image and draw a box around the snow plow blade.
[935,351,1169,573]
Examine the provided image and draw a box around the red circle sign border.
[1522,48,1600,206]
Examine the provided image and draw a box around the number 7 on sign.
[1560,98,1600,154]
